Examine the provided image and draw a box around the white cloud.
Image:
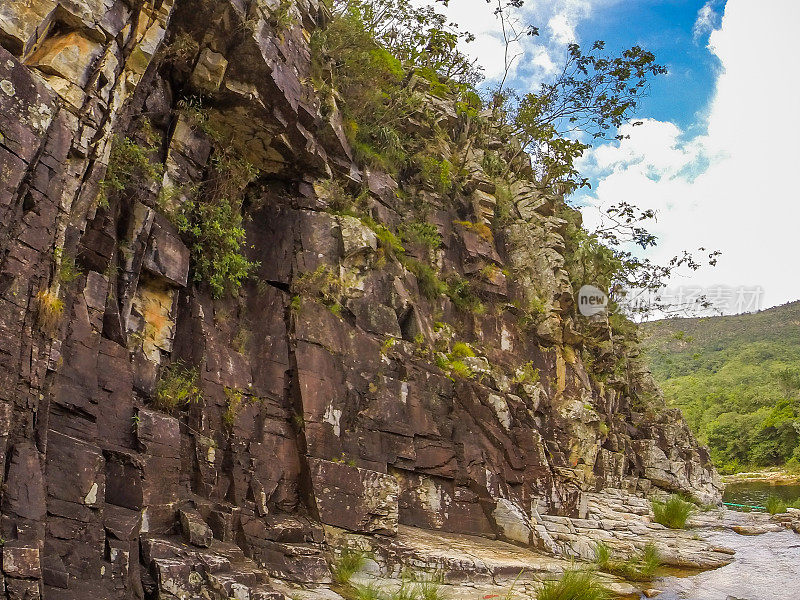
[548,13,578,44]
[440,0,620,85]
[692,1,722,42]
[579,0,800,314]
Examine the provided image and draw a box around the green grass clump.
[594,542,660,581]
[652,495,694,529]
[399,221,442,251]
[449,342,475,359]
[353,583,382,600]
[766,495,788,515]
[331,549,367,584]
[416,580,444,600]
[401,257,446,301]
[154,362,202,412]
[761,494,800,514]
[537,570,609,600]
[360,216,405,257]
[386,573,444,600]
[448,360,473,380]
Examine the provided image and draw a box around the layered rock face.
[0,1,720,598]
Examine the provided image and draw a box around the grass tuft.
[353,583,382,600]
[594,542,660,581]
[36,289,64,336]
[536,569,610,600]
[766,495,788,515]
[417,580,444,600]
[651,494,694,529]
[153,362,202,412]
[332,549,367,585]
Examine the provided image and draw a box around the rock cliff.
[0,1,721,598]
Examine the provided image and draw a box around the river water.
[654,529,800,600]
[653,481,800,600]
[721,480,800,508]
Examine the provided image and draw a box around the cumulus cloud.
[579,0,800,314]
[692,1,722,42]
[440,0,619,85]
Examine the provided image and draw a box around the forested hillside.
[644,302,800,473]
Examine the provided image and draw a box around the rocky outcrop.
[0,1,720,598]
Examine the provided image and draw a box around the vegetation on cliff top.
[310,0,718,331]
[644,301,800,474]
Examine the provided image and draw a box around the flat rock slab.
[309,458,399,535]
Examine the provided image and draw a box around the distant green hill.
[642,301,800,474]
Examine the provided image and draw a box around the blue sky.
[572,1,723,133]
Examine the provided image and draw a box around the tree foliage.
[330,0,481,83]
[493,40,667,193]
[563,205,721,319]
[311,0,480,170]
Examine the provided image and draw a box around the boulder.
[190,48,228,92]
[179,509,213,547]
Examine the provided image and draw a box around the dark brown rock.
[309,458,399,535]
[2,543,41,579]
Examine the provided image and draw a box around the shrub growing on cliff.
[54,248,82,285]
[513,361,540,385]
[223,387,246,428]
[35,289,64,337]
[154,363,202,412]
[651,495,694,529]
[400,257,446,301]
[415,154,455,194]
[311,0,480,172]
[446,276,484,314]
[399,222,442,252]
[536,570,609,600]
[176,150,259,298]
[100,122,164,207]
